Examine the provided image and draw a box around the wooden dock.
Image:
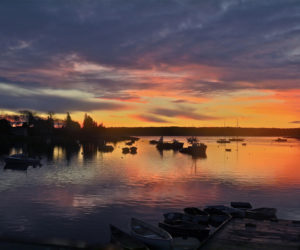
[201,218,300,250]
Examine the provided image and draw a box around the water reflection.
[0,137,300,244]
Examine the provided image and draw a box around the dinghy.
[110,224,149,250]
[131,218,173,250]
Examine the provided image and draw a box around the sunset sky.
[0,0,299,127]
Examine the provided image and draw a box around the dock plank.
[201,218,300,250]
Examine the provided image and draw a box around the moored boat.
[130,147,137,154]
[179,143,207,157]
[131,218,173,250]
[110,224,150,250]
[229,138,245,142]
[274,138,287,142]
[4,154,40,166]
[246,207,277,220]
[216,139,231,144]
[123,147,130,154]
[183,208,209,224]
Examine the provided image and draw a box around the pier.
[201,218,300,250]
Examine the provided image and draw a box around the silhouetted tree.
[83,114,97,130]
[19,110,36,126]
[65,112,81,130]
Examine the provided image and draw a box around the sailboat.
[217,121,231,143]
[229,119,245,142]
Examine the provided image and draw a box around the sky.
[0,0,299,127]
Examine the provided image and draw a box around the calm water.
[0,136,300,244]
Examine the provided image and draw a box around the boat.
[156,138,184,151]
[229,138,245,142]
[110,224,150,250]
[149,140,159,145]
[242,143,247,146]
[230,202,252,209]
[4,154,40,166]
[187,137,198,144]
[274,138,287,142]
[216,139,230,144]
[163,212,207,225]
[246,207,277,220]
[179,143,207,157]
[131,218,173,250]
[203,207,231,227]
[225,148,231,152]
[122,147,130,154]
[183,208,210,224]
[130,147,137,154]
[204,205,245,218]
[158,221,210,240]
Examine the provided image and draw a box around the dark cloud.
[289,121,300,124]
[131,114,168,123]
[0,83,126,113]
[152,108,215,120]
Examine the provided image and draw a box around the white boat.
[130,218,173,250]
[4,154,40,165]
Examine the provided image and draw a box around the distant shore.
[103,127,300,137]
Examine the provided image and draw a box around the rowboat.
[158,221,210,240]
[131,218,173,250]
[110,224,149,250]
[183,208,210,224]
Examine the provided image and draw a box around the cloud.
[0,0,299,120]
[130,114,168,123]
[0,82,127,113]
[289,121,300,124]
[151,108,216,120]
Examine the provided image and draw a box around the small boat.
[183,208,210,224]
[4,154,40,166]
[242,143,247,146]
[156,138,184,151]
[187,137,198,144]
[130,147,137,154]
[229,138,245,142]
[122,147,130,154]
[179,143,207,157]
[225,148,231,152]
[274,138,287,142]
[131,218,173,250]
[216,139,231,144]
[149,140,159,145]
[204,205,245,218]
[158,221,210,240]
[203,207,231,227]
[110,224,150,250]
[246,207,277,220]
[230,202,252,209]
[163,212,205,225]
